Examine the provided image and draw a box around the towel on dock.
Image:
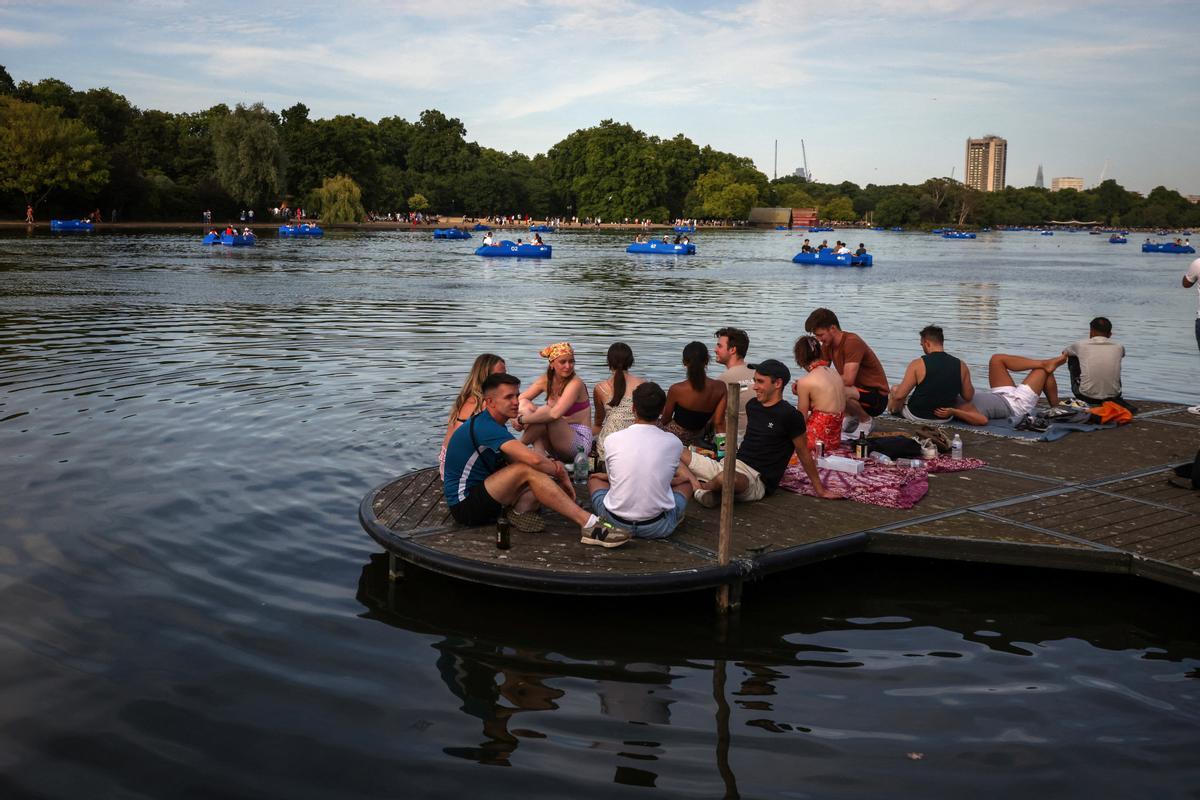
[934,416,1115,442]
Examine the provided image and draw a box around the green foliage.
[822,195,856,222]
[692,164,761,219]
[0,96,109,206]
[210,102,283,208]
[0,65,15,96]
[312,174,365,223]
[407,193,429,212]
[773,182,817,209]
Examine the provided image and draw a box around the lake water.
[1,228,1198,798]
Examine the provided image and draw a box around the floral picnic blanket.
[778,453,987,509]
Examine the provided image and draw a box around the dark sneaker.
[506,509,545,533]
[581,519,632,548]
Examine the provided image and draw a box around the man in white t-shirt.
[588,383,697,539]
[714,326,754,439]
[1184,258,1200,354]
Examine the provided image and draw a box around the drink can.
[714,433,726,458]
[496,517,511,550]
[816,440,825,458]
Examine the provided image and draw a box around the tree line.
[2,66,1197,229]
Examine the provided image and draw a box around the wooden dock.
[359,401,1200,597]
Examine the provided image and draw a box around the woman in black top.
[661,341,727,446]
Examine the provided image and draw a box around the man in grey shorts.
[934,353,1061,426]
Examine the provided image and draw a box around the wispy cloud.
[0,26,61,47]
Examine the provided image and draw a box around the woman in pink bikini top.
[516,342,594,461]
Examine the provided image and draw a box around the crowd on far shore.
[438,308,1146,549]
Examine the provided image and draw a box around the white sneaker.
[694,488,719,508]
[840,417,860,440]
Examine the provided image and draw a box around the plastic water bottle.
[573,446,588,485]
[897,458,924,469]
[869,451,893,464]
[951,433,963,460]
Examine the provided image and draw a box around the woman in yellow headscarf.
[516,342,592,460]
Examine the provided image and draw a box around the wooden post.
[716,381,741,613]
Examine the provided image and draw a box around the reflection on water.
[1,229,1199,797]
[356,554,1200,797]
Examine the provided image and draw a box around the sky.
[3,0,1198,194]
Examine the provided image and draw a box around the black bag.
[1173,448,1199,489]
[867,436,922,459]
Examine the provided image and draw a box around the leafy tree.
[15,78,76,114]
[1093,179,1138,225]
[75,88,136,146]
[773,182,817,209]
[0,96,108,207]
[312,174,365,223]
[692,164,761,219]
[872,187,920,227]
[823,195,856,222]
[0,65,15,96]
[408,193,429,212]
[210,102,283,209]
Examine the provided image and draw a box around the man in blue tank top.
[887,325,977,423]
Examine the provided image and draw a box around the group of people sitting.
[632,234,691,245]
[210,226,255,237]
[481,232,544,247]
[799,239,869,256]
[437,313,1126,550]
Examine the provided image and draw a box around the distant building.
[1051,177,1084,192]
[1188,195,1200,204]
[1035,164,1044,189]
[748,207,793,227]
[964,135,1007,192]
[792,207,818,228]
[793,167,810,181]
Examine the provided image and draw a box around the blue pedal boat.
[627,241,696,255]
[475,241,552,258]
[792,250,873,267]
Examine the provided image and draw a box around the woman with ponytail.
[593,342,645,462]
[517,342,593,461]
[661,341,727,446]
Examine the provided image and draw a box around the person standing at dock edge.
[681,359,839,506]
[1184,258,1200,353]
[714,327,754,439]
[442,373,632,548]
[804,308,890,438]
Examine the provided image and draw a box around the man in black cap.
[682,359,838,506]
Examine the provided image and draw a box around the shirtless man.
[791,335,847,451]
[804,308,890,437]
